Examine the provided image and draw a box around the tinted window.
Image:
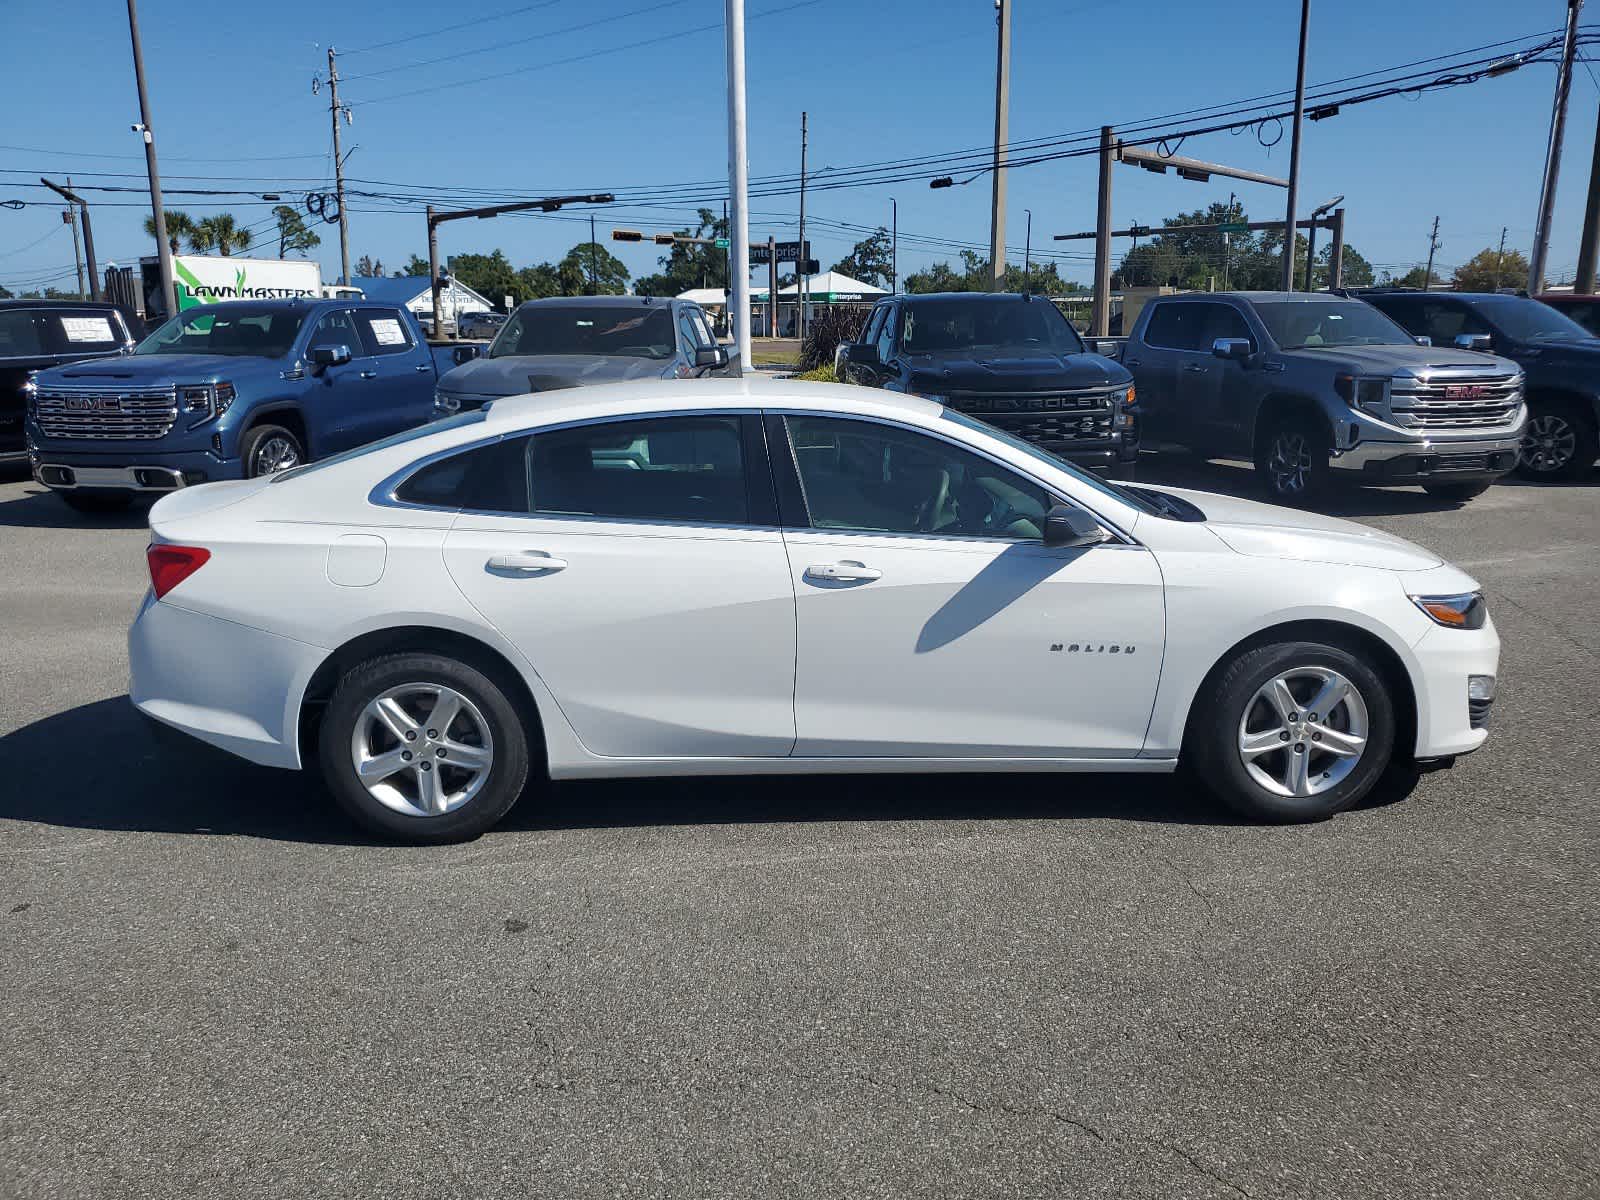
[873,305,897,359]
[1550,299,1600,336]
[354,308,416,356]
[1470,295,1595,343]
[395,438,529,511]
[490,305,676,360]
[529,416,748,524]
[136,306,307,358]
[1252,300,1411,348]
[0,308,124,357]
[1403,301,1490,347]
[1199,303,1253,347]
[900,299,1083,355]
[307,308,361,352]
[1143,303,1208,351]
[860,306,886,348]
[786,415,1053,540]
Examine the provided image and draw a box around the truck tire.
[60,490,134,514]
[240,424,305,478]
[1255,414,1330,504]
[1516,398,1597,481]
[1422,480,1493,502]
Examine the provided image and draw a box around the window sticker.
[370,318,406,345]
[61,316,115,343]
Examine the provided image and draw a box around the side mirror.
[452,344,481,366]
[308,343,352,371]
[1454,332,1493,352]
[695,345,730,369]
[1414,335,1433,347]
[844,342,881,368]
[1042,504,1109,548]
[1211,337,1253,362]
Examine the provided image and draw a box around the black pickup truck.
[834,292,1139,475]
[0,300,138,466]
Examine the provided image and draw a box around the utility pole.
[327,47,352,287]
[891,197,898,294]
[41,177,100,301]
[1223,190,1236,291]
[1530,0,1583,293]
[724,0,752,367]
[126,0,174,319]
[64,203,85,300]
[1496,226,1511,290]
[1280,0,1310,292]
[1424,216,1441,291]
[1577,104,1600,291]
[768,235,778,337]
[989,0,1012,291]
[1091,125,1114,336]
[797,110,808,340]
[427,204,443,338]
[1329,207,1346,289]
[1023,208,1032,291]
[589,213,598,294]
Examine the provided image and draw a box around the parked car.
[27,299,439,512]
[457,310,507,340]
[833,292,1139,477]
[433,296,734,416]
[1363,290,1600,480]
[1,300,137,467]
[1122,292,1526,503]
[130,378,1497,842]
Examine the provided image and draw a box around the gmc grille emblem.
[1444,385,1487,400]
[64,397,121,412]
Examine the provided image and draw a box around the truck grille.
[1393,375,1521,429]
[34,385,178,441]
[944,388,1119,443]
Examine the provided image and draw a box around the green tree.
[1452,246,1530,292]
[517,262,563,300]
[1381,265,1445,289]
[188,213,252,256]
[558,241,630,295]
[143,209,195,255]
[272,205,320,258]
[355,254,386,278]
[1114,203,1373,292]
[633,208,728,296]
[448,250,521,304]
[402,254,431,276]
[831,228,894,288]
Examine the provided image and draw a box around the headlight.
[1335,374,1389,413]
[1116,384,1137,428]
[1410,592,1487,630]
[22,373,37,416]
[179,385,211,415]
[180,382,233,426]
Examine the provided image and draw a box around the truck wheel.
[1186,639,1396,823]
[1255,416,1329,504]
[60,490,134,514]
[1517,399,1597,480]
[1422,480,1493,502]
[240,424,305,478]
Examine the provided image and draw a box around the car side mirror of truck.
[1042,504,1110,548]
[452,344,481,366]
[1414,335,1433,347]
[1211,337,1253,362]
[308,343,352,371]
[694,345,730,369]
[844,342,881,369]
[1453,333,1493,352]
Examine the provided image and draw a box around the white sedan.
[130,379,1498,841]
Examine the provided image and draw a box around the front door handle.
[1183,363,1208,374]
[804,560,882,583]
[1124,357,1141,367]
[414,363,432,373]
[488,551,568,574]
[359,369,378,379]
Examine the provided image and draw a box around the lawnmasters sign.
[165,255,324,311]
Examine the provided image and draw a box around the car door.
[300,307,377,454]
[840,304,887,385]
[441,412,798,759]
[349,306,436,439]
[1127,302,1191,443]
[1192,301,1258,452]
[772,413,1165,758]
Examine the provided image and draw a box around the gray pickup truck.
[1122,292,1526,503]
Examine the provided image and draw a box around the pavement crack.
[1155,1140,1257,1199]
[861,1074,1106,1142]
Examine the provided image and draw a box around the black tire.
[1516,398,1597,481]
[59,489,134,514]
[1255,414,1330,504]
[1422,480,1493,502]
[318,652,532,843]
[1186,639,1397,823]
[239,423,305,479]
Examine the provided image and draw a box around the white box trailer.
[138,254,324,322]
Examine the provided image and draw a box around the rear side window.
[394,438,529,511]
[354,308,416,356]
[0,308,125,357]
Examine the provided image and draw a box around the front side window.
[786,415,1053,540]
[529,416,748,524]
[873,305,898,360]
[489,305,677,360]
[1470,295,1595,343]
[307,308,361,353]
[1143,303,1209,351]
[353,308,416,356]
[136,305,308,358]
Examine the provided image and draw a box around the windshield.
[1253,300,1413,349]
[902,299,1085,355]
[273,410,489,483]
[136,306,307,358]
[489,305,676,359]
[0,307,125,358]
[938,409,1162,517]
[1476,295,1596,343]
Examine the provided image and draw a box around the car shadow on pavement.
[0,481,152,530]
[0,697,1419,844]
[1132,453,1472,517]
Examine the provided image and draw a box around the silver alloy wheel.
[1237,666,1369,798]
[251,434,302,476]
[1520,413,1578,473]
[1267,430,1313,495]
[350,683,495,817]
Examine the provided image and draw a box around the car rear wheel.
[1517,400,1597,480]
[319,652,532,842]
[1255,417,1329,504]
[241,424,305,478]
[1186,640,1396,822]
[59,489,134,514]
[1421,480,1493,502]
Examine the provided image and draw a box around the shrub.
[797,305,870,373]
[792,364,837,382]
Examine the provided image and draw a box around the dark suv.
[0,300,136,465]
[833,292,1138,475]
[1361,290,1600,480]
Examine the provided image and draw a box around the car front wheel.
[1255,417,1329,503]
[1187,640,1396,822]
[319,652,532,842]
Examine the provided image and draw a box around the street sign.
[1218,222,1249,233]
[713,237,729,249]
[749,240,810,264]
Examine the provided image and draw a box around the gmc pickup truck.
[2,300,137,466]
[26,298,439,513]
[1123,292,1525,503]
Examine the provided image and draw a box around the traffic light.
[801,258,820,274]
[611,229,644,243]
[654,234,677,246]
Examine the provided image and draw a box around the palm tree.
[190,214,252,257]
[143,209,196,255]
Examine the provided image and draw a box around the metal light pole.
[1304,194,1343,290]
[126,0,174,319]
[1023,208,1032,291]
[1280,0,1311,292]
[724,0,753,369]
[796,111,808,340]
[891,197,898,294]
[989,0,1012,291]
[40,177,100,301]
[1532,0,1584,292]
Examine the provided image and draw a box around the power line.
[339,0,565,56]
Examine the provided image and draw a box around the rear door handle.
[804,560,882,583]
[488,551,568,574]
[1124,357,1141,367]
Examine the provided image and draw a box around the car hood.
[40,353,271,385]
[441,354,672,395]
[904,351,1128,394]
[1284,344,1518,377]
[1145,485,1444,571]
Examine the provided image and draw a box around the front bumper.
[1409,615,1500,759]
[1331,429,1524,483]
[30,444,241,491]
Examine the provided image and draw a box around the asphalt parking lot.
[1,458,1596,1200]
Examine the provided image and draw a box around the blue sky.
[3,0,1598,294]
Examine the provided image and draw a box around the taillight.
[147,544,211,599]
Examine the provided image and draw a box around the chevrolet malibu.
[130,379,1498,841]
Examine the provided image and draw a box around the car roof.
[0,299,126,312]
[895,292,1039,304]
[514,296,678,311]
[1157,291,1353,304]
